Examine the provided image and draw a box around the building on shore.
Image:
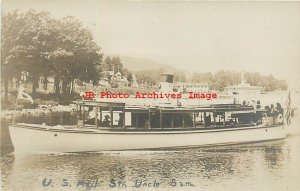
[224,72,263,97]
[99,78,110,87]
[110,72,129,87]
[173,82,209,93]
[131,74,139,88]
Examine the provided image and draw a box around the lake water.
[1,111,300,191]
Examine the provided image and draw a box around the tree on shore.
[1,10,27,100]
[1,10,102,99]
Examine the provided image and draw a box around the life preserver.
[277,114,283,123]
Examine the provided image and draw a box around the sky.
[2,0,300,89]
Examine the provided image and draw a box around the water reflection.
[263,146,285,169]
[1,112,300,191]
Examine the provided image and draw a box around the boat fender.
[277,114,283,123]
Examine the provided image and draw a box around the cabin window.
[162,113,172,128]
[194,112,205,127]
[81,106,98,126]
[231,113,260,125]
[100,112,110,127]
[125,112,132,126]
[183,113,193,127]
[150,112,160,129]
[97,111,125,128]
[173,113,183,128]
[112,112,122,126]
[203,112,213,127]
[131,113,149,128]
[157,113,194,128]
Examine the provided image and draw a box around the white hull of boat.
[9,123,287,153]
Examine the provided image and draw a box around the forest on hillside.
[134,69,287,92]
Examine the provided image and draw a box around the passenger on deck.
[118,113,124,127]
[102,115,110,127]
[85,117,101,126]
[265,106,271,115]
[84,108,101,126]
[205,114,211,127]
[270,104,276,113]
[276,103,284,114]
[229,118,235,127]
[270,104,280,124]
[242,100,247,106]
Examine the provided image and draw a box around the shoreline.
[1,91,297,118]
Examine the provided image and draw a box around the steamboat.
[8,74,289,153]
[9,100,287,152]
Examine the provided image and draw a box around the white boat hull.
[9,123,287,153]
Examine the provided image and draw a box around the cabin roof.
[75,101,125,108]
[157,106,254,113]
[124,105,254,113]
[75,101,254,113]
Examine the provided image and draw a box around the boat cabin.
[75,101,283,130]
